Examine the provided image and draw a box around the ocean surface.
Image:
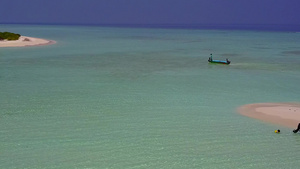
[1,24,300,168]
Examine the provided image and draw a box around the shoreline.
[0,36,56,47]
[237,103,300,129]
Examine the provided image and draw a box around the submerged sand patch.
[237,103,300,128]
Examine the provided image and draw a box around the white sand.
[0,36,55,47]
[237,103,300,128]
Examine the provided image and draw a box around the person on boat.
[208,54,212,62]
[293,123,300,133]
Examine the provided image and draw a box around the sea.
[1,24,300,169]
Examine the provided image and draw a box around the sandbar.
[237,103,300,128]
[0,36,56,47]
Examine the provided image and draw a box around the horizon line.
[1,22,299,32]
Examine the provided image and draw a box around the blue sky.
[1,0,299,25]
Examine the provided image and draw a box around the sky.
[1,0,300,26]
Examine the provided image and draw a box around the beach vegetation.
[0,32,21,41]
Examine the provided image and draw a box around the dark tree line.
[0,32,21,40]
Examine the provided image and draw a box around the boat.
[208,54,230,65]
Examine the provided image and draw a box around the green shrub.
[0,32,21,41]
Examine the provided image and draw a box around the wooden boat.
[208,54,230,65]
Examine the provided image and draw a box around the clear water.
[1,25,300,168]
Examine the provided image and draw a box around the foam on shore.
[0,36,56,47]
[237,103,300,128]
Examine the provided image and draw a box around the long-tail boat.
[208,54,231,65]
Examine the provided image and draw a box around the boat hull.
[208,60,231,65]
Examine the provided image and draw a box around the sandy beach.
[237,103,300,128]
[0,36,55,47]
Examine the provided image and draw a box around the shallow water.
[1,24,300,168]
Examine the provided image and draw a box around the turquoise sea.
[1,24,300,168]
